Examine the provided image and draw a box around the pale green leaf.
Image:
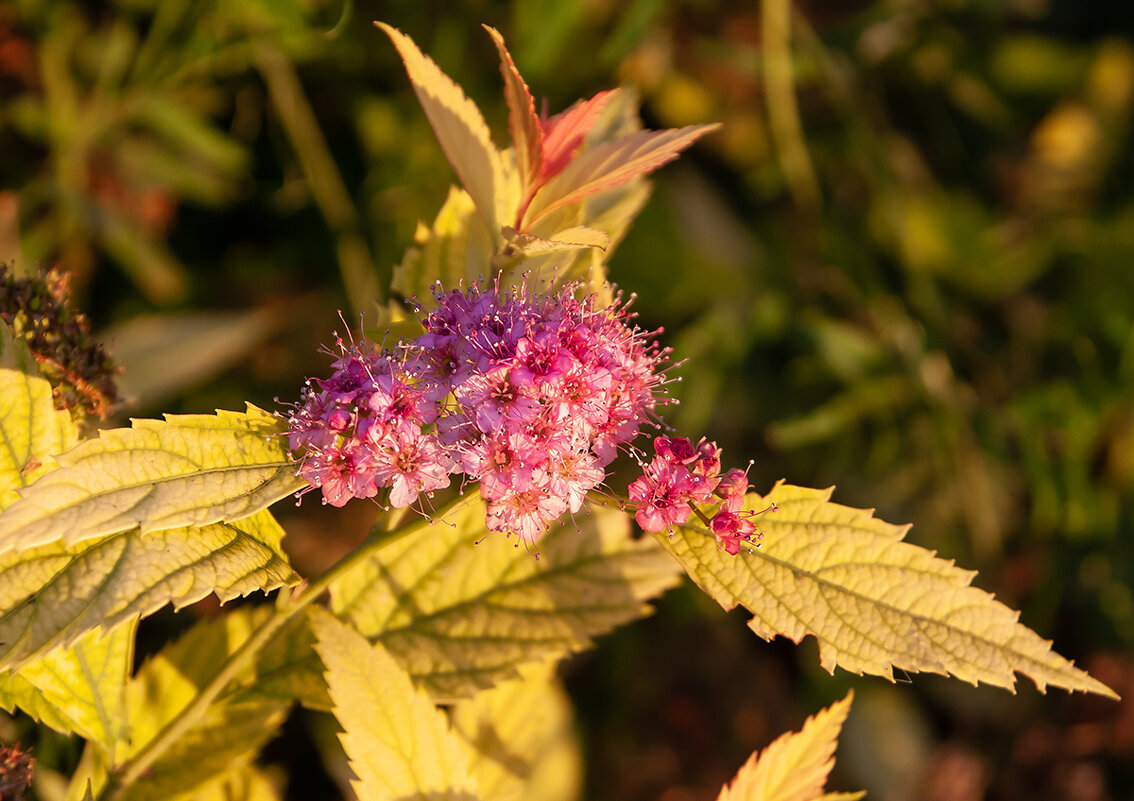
[451,662,582,801]
[717,692,861,801]
[0,404,305,554]
[117,701,287,801]
[0,324,80,509]
[658,482,1117,697]
[165,764,282,801]
[332,497,681,699]
[0,664,81,735]
[119,609,289,801]
[237,612,331,711]
[484,25,542,203]
[525,124,720,227]
[0,509,296,671]
[496,225,611,266]
[11,622,136,758]
[377,23,509,236]
[311,609,480,801]
[392,187,495,305]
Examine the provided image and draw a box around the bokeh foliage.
[1,0,1131,799]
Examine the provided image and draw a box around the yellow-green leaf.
[167,764,282,801]
[331,496,681,699]
[3,622,136,758]
[658,482,1117,697]
[717,692,861,801]
[0,325,80,509]
[311,609,480,801]
[451,662,582,801]
[392,187,496,305]
[524,124,720,227]
[119,609,289,801]
[495,225,612,266]
[377,22,509,236]
[0,509,296,671]
[0,404,304,554]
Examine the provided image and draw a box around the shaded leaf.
[657,482,1117,697]
[119,608,289,801]
[717,692,861,801]
[103,308,282,413]
[0,509,297,671]
[484,25,542,205]
[0,324,80,509]
[451,662,582,801]
[331,497,681,700]
[4,623,135,758]
[524,123,719,227]
[311,609,480,801]
[0,404,305,554]
[377,23,509,236]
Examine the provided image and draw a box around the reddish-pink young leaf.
[539,89,619,184]
[525,123,721,228]
[483,25,542,205]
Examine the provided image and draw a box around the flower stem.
[98,490,480,801]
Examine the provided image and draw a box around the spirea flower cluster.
[286,283,670,542]
[629,436,770,554]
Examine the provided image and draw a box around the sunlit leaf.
[0,509,296,671]
[658,482,1117,697]
[311,609,480,801]
[0,404,304,554]
[392,187,495,305]
[0,323,80,509]
[524,123,719,227]
[451,662,582,801]
[119,609,289,801]
[331,496,681,699]
[484,25,542,205]
[539,90,619,183]
[495,225,611,265]
[377,22,509,237]
[169,764,282,801]
[2,623,135,758]
[717,692,861,801]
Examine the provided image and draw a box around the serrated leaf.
[118,701,287,801]
[0,404,304,554]
[524,123,720,227]
[539,90,619,183]
[238,612,331,711]
[0,663,82,735]
[484,25,542,206]
[451,662,581,801]
[6,623,135,758]
[0,325,80,509]
[331,497,681,699]
[717,692,861,801]
[496,225,611,265]
[392,187,496,305]
[311,609,480,801]
[168,764,282,801]
[0,509,297,671]
[378,22,509,236]
[658,482,1117,697]
[119,609,289,801]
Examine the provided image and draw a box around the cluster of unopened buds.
[628,436,774,554]
[286,281,768,555]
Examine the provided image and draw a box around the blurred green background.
[1,0,1132,799]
